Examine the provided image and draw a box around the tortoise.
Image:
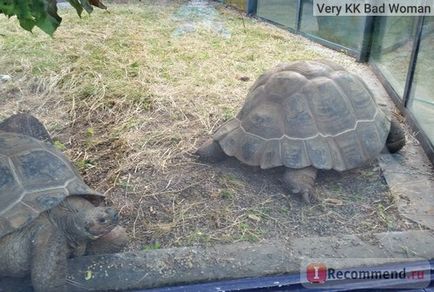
[0,113,128,292]
[197,60,405,203]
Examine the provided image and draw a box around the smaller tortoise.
[197,60,405,203]
[0,114,128,292]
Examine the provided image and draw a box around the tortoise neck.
[48,203,90,248]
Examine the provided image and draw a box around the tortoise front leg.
[282,167,318,204]
[31,225,67,292]
[86,226,128,255]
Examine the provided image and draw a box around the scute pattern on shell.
[214,60,390,171]
[0,132,102,239]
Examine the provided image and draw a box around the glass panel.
[370,17,418,97]
[257,0,297,29]
[409,17,434,144]
[299,0,365,51]
[225,0,246,11]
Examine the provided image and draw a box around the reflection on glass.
[409,17,434,144]
[225,0,246,11]
[300,0,365,51]
[257,0,297,29]
[370,17,418,97]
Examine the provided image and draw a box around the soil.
[0,0,422,252]
[102,151,418,250]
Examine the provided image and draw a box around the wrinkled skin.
[0,114,128,292]
[0,196,127,292]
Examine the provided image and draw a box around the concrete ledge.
[379,146,434,229]
[64,230,434,291]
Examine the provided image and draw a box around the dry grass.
[0,0,418,250]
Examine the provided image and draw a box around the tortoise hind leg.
[282,167,319,204]
[196,138,227,163]
[385,117,406,153]
[0,113,52,143]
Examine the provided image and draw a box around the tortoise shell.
[213,60,390,171]
[0,132,102,238]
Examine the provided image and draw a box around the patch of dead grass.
[0,0,420,249]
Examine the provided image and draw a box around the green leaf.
[35,15,57,35]
[67,0,84,17]
[31,0,61,36]
[0,0,106,35]
[0,0,16,16]
[18,17,35,31]
[16,0,35,32]
[40,0,61,35]
[89,0,106,9]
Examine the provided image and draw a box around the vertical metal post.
[295,0,302,32]
[403,16,425,108]
[247,0,257,16]
[357,16,375,63]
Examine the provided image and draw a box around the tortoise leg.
[86,226,128,255]
[196,138,227,163]
[282,167,319,204]
[0,113,52,143]
[385,117,406,153]
[31,225,67,292]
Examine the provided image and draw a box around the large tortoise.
[0,114,128,292]
[197,60,405,203]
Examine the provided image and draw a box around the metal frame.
[358,16,375,62]
[295,0,302,32]
[247,0,257,16]
[403,16,425,107]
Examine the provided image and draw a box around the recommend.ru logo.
[306,263,327,283]
[301,258,430,289]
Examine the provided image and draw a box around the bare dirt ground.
[0,0,421,251]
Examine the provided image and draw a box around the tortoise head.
[74,207,120,240]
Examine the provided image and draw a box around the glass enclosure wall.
[224,0,246,11]
[256,0,366,54]
[257,0,297,29]
[408,17,434,144]
[250,0,434,160]
[370,17,418,97]
[299,0,366,51]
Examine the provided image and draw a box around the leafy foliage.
[0,0,106,35]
